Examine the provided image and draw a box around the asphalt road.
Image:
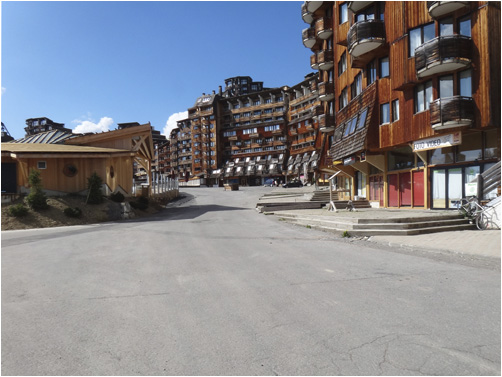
[2,187,500,375]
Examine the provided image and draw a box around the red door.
[388,174,399,207]
[399,172,412,206]
[413,170,425,207]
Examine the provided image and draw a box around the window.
[37,161,47,169]
[265,98,272,104]
[224,131,236,137]
[264,125,280,132]
[339,3,348,24]
[253,100,260,106]
[414,80,433,113]
[339,87,348,109]
[356,108,368,130]
[409,23,435,56]
[252,85,258,91]
[344,116,358,136]
[355,3,384,22]
[439,75,454,98]
[338,52,347,76]
[439,17,454,36]
[380,103,390,124]
[351,73,363,98]
[379,56,389,78]
[367,60,377,85]
[334,124,345,141]
[459,15,471,37]
[459,69,472,97]
[392,99,399,122]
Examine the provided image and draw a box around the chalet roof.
[65,123,152,145]
[9,130,77,144]
[1,143,131,155]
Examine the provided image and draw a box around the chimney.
[219,86,222,95]
[212,90,215,95]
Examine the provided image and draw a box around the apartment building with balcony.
[302,1,500,208]
[286,72,324,184]
[24,117,72,137]
[220,86,289,186]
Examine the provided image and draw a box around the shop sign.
[343,156,356,165]
[412,132,462,152]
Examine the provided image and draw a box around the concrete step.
[274,213,475,236]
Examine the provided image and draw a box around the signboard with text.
[412,132,462,152]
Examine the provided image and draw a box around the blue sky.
[1,1,314,139]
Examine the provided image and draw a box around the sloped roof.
[9,130,77,144]
[2,143,130,154]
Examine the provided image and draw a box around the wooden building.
[1,143,134,196]
[302,1,500,208]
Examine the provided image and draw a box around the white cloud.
[163,111,188,136]
[73,116,114,134]
[1,87,6,95]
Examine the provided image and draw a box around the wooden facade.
[302,1,500,208]
[1,143,134,195]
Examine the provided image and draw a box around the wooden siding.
[12,155,133,194]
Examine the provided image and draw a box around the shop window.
[485,129,500,159]
[388,146,415,171]
[456,132,482,162]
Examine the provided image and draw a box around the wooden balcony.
[319,114,335,132]
[310,80,318,92]
[430,96,474,130]
[427,1,470,19]
[302,27,317,49]
[318,81,335,101]
[310,53,319,70]
[415,35,472,79]
[301,3,314,24]
[348,1,374,13]
[317,49,334,71]
[315,17,333,40]
[348,19,386,58]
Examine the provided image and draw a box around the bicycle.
[455,197,490,230]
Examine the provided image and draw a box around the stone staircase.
[274,212,476,236]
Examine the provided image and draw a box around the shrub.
[63,207,82,218]
[109,191,125,203]
[8,203,28,217]
[86,172,103,204]
[130,196,149,210]
[342,230,351,238]
[25,170,49,210]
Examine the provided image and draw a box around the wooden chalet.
[302,1,501,208]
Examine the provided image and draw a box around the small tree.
[26,170,49,210]
[86,172,103,204]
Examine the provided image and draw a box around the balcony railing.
[301,3,314,24]
[318,81,335,101]
[302,27,317,49]
[348,1,374,13]
[315,17,333,40]
[317,49,334,71]
[415,35,472,79]
[427,1,470,19]
[318,114,335,132]
[429,96,474,130]
[347,19,386,58]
